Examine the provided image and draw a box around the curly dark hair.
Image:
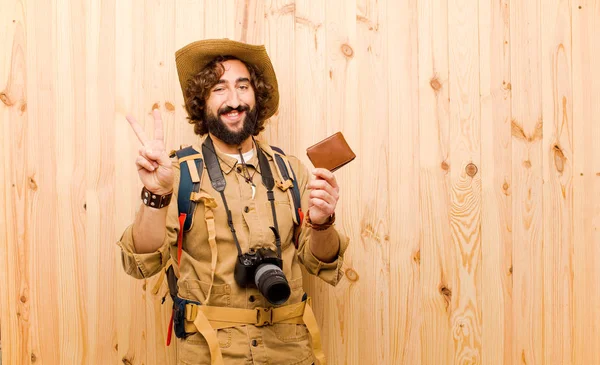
[184,55,274,136]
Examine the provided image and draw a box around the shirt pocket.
[178,280,233,348]
[272,277,309,343]
[177,329,231,365]
[262,200,295,250]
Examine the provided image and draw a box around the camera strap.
[256,142,283,258]
[202,136,282,259]
[203,137,243,257]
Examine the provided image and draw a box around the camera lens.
[254,263,290,305]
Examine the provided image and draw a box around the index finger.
[312,168,339,189]
[125,114,150,146]
[152,109,164,142]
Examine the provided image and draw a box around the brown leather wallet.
[306,132,356,172]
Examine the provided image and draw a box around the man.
[117,39,349,365]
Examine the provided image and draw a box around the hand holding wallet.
[306,132,356,172]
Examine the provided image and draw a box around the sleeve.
[116,160,181,279]
[289,156,350,286]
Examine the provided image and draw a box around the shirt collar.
[196,135,277,175]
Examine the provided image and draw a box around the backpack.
[162,143,304,345]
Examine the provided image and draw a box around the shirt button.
[249,295,255,302]
[244,206,250,213]
[251,339,258,347]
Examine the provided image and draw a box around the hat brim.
[175,39,279,121]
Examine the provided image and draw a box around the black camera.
[234,247,291,305]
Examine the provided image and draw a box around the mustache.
[219,104,250,115]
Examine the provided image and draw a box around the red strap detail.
[178,213,186,264]
[298,208,304,225]
[166,310,174,346]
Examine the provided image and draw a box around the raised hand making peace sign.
[126,109,174,195]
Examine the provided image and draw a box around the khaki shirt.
[117,137,349,365]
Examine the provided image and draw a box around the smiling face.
[203,59,259,146]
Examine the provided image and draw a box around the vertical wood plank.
[386,0,422,363]
[85,0,118,361]
[203,1,236,40]
[54,0,88,362]
[510,0,544,363]
[353,0,389,364]
[293,0,326,160]
[418,0,454,363]
[114,0,152,363]
[572,1,600,365]
[447,0,483,362]
[234,0,265,45]
[479,0,513,364]
[174,0,207,148]
[262,0,296,151]
[319,0,360,363]
[541,0,574,364]
[0,1,30,364]
[293,0,331,359]
[26,0,61,362]
[141,1,178,364]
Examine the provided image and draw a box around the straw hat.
[175,38,279,121]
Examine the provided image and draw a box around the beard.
[204,104,259,146]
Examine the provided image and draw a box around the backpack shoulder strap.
[174,146,204,231]
[270,146,304,227]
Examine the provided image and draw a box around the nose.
[226,89,241,109]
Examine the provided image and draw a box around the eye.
[213,87,224,92]
[239,85,249,90]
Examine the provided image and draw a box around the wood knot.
[430,77,442,91]
[523,160,532,169]
[341,44,354,58]
[20,102,27,114]
[28,176,38,191]
[413,250,420,264]
[20,295,27,303]
[165,102,175,112]
[553,144,566,173]
[439,284,452,309]
[465,163,478,177]
[31,353,37,363]
[508,266,513,275]
[440,286,452,298]
[441,161,449,171]
[345,268,359,282]
[152,102,160,111]
[0,92,13,106]
[122,357,132,365]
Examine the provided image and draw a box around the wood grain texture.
[510,0,545,363]
[262,0,296,150]
[386,0,421,363]
[447,0,483,362]
[418,0,454,363]
[2,1,600,364]
[1,1,30,364]
[541,1,574,364]
[479,0,513,364]
[572,1,600,365]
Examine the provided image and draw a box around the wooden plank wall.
[1,0,599,364]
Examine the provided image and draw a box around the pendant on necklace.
[251,183,256,200]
